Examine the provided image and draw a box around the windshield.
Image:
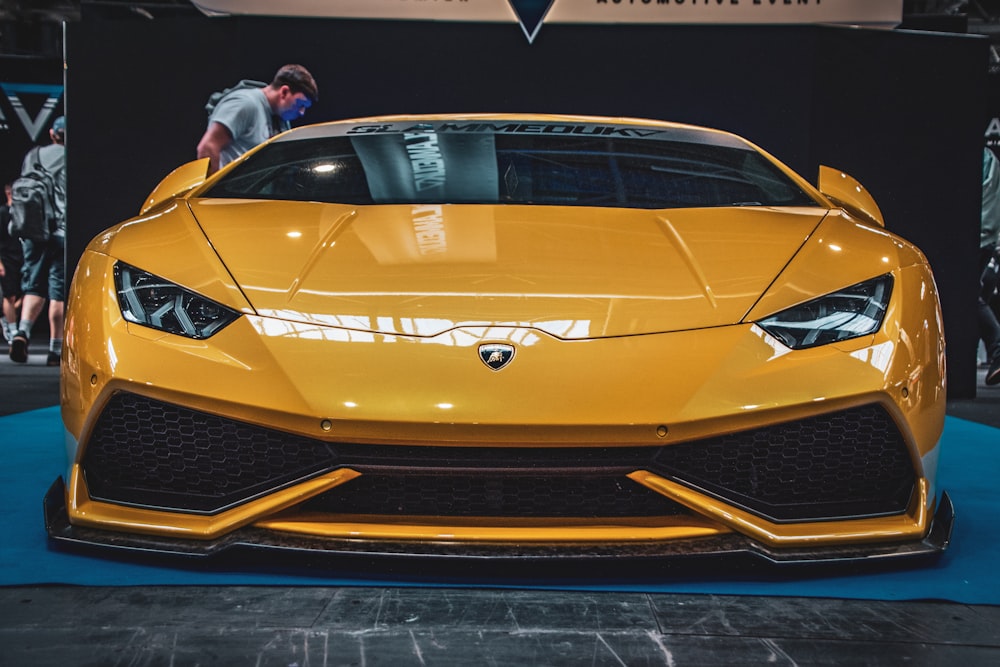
[204,121,819,210]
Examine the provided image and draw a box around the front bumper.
[44,477,954,568]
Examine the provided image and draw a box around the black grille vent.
[305,474,685,517]
[83,393,338,513]
[653,404,915,521]
[81,393,916,522]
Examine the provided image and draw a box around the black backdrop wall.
[65,17,987,397]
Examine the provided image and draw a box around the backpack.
[204,79,290,133]
[8,147,57,242]
[205,79,267,117]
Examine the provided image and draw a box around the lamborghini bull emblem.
[478,343,515,371]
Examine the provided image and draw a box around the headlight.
[114,262,240,339]
[756,274,893,350]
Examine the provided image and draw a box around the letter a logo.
[0,83,65,141]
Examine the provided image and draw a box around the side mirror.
[140,158,211,216]
[817,165,884,228]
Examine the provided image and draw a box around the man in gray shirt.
[197,64,319,174]
[9,116,67,365]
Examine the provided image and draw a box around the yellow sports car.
[46,114,952,565]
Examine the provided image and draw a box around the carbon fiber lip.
[43,477,954,567]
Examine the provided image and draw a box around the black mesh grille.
[304,474,685,517]
[652,405,915,521]
[82,393,338,513]
[81,393,916,522]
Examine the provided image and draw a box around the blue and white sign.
[0,82,64,142]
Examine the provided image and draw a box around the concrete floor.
[2,348,999,666]
[2,586,999,666]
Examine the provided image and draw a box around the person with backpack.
[196,64,319,174]
[8,116,66,365]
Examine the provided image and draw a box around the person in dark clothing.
[980,148,1000,386]
[0,182,25,347]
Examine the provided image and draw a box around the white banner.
[190,1,903,41]
[191,0,518,21]
[548,0,901,28]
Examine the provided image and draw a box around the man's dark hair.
[271,64,318,103]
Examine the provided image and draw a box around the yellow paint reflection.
[749,323,791,361]
[850,341,894,373]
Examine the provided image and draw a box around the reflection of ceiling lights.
[4,1,200,24]
[0,1,78,22]
[312,163,337,174]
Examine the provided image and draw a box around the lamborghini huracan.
[46,114,953,565]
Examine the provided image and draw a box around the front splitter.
[43,477,954,568]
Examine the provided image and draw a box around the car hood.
[188,200,826,339]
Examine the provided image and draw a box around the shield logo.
[478,343,515,371]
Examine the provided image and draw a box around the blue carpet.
[2,406,997,603]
